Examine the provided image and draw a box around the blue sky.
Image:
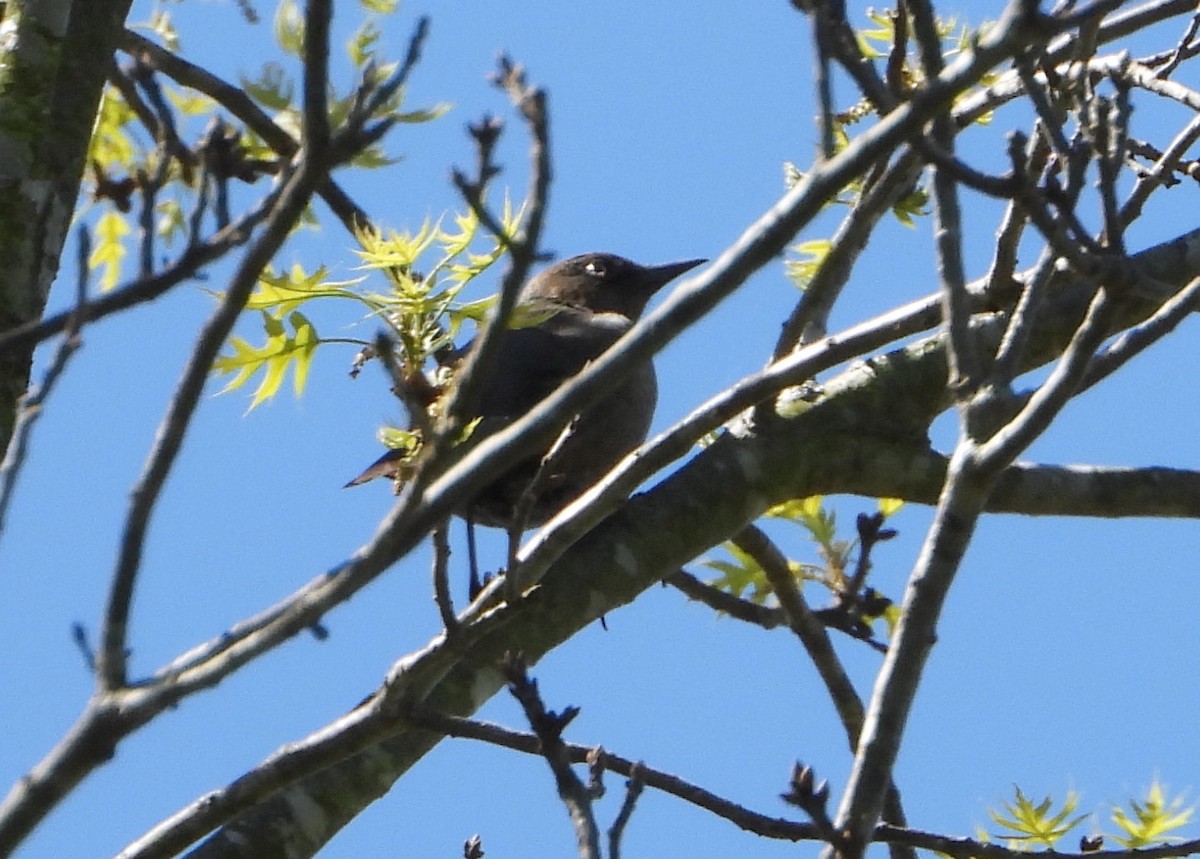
[3,2,1199,857]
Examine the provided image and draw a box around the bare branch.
[118,29,375,236]
[666,569,787,628]
[302,0,332,152]
[502,655,601,859]
[413,707,817,843]
[733,524,908,859]
[0,11,428,844]
[976,286,1115,471]
[773,150,924,356]
[505,289,946,603]
[988,251,1056,399]
[1080,273,1200,390]
[607,763,644,859]
[432,521,458,634]
[909,0,976,400]
[0,198,274,358]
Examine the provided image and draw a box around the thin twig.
[982,129,1049,301]
[1079,273,1200,392]
[666,569,786,628]
[0,197,275,358]
[811,6,838,159]
[773,150,924,357]
[98,163,306,690]
[989,248,1058,389]
[118,28,376,236]
[502,654,601,859]
[607,763,644,859]
[782,761,841,849]
[910,0,976,397]
[1118,62,1200,225]
[976,286,1115,471]
[505,418,576,593]
[734,526,869,734]
[432,522,457,634]
[414,706,816,843]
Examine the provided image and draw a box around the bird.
[346,252,706,529]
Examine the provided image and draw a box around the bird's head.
[521,253,706,320]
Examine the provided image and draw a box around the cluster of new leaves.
[702,496,903,641]
[86,0,445,295]
[86,81,217,289]
[250,0,449,168]
[782,7,1005,290]
[986,781,1194,851]
[211,200,521,411]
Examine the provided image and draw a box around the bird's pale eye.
[585,260,606,277]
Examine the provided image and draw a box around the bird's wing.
[474,305,631,418]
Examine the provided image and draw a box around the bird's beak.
[643,258,706,292]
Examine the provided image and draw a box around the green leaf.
[349,145,401,169]
[347,20,382,67]
[288,311,318,396]
[165,87,217,117]
[892,188,930,228]
[241,62,296,112]
[877,497,904,518]
[395,103,453,124]
[213,310,323,410]
[438,208,480,258]
[274,0,305,58]
[147,9,181,52]
[354,218,440,271]
[156,199,185,245]
[89,87,137,169]
[989,786,1089,847]
[89,210,131,291]
[1111,780,1194,848]
[785,239,833,290]
[701,542,773,604]
[768,495,837,545]
[241,264,367,315]
[855,9,894,60]
[509,302,561,329]
[452,296,496,323]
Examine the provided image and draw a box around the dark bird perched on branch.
[346,252,705,529]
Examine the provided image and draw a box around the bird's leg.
[466,511,483,601]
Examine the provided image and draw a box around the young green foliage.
[86,0,441,294]
[781,6,1003,284]
[1110,780,1194,848]
[89,211,131,292]
[986,781,1195,851]
[213,196,520,414]
[213,310,317,412]
[785,239,833,291]
[701,496,902,636]
[989,786,1090,847]
[702,540,789,605]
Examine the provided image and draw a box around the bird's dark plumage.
[347,252,705,527]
